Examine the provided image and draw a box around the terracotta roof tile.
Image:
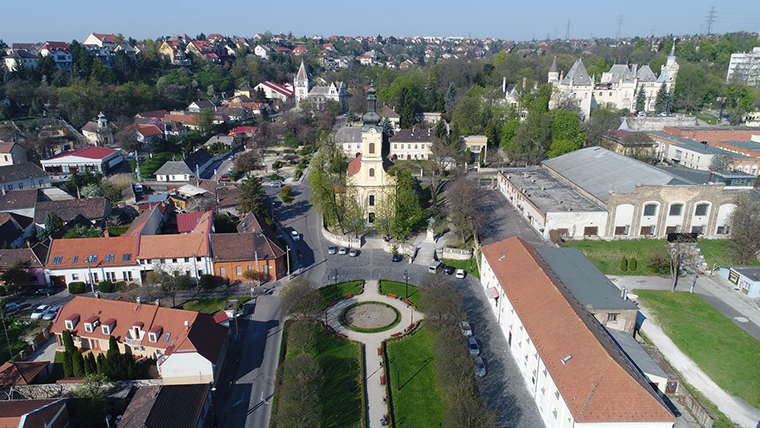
[210,232,284,262]
[34,197,109,224]
[44,146,119,161]
[47,236,138,269]
[481,238,674,424]
[347,154,362,176]
[138,234,210,259]
[0,362,49,386]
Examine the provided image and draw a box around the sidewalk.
[323,280,424,428]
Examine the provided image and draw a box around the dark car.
[443,265,455,275]
[391,253,402,262]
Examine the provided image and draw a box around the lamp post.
[286,246,291,279]
[334,269,339,300]
[403,270,408,300]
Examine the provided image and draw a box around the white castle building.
[294,61,349,112]
[549,46,679,120]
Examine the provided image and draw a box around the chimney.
[103,229,110,238]
[620,286,627,300]
[184,320,190,330]
[136,296,141,305]
[155,299,160,307]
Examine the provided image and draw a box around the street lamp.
[403,270,409,300]
[286,246,291,279]
[334,269,339,300]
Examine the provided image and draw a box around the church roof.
[561,59,592,86]
[549,56,558,73]
[656,67,671,83]
[347,154,362,176]
[296,61,309,82]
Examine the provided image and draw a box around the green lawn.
[386,327,445,428]
[106,225,130,236]
[636,290,760,409]
[132,152,181,179]
[566,239,669,275]
[697,113,719,125]
[319,280,364,304]
[442,258,480,279]
[182,297,250,314]
[0,317,45,363]
[282,322,363,428]
[698,239,760,269]
[378,280,420,307]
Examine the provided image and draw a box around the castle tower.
[548,56,559,84]
[665,41,680,85]
[294,61,311,106]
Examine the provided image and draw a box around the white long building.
[480,237,676,428]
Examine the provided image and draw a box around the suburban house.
[0,399,69,428]
[0,163,50,191]
[203,134,236,151]
[119,384,212,428]
[0,248,46,288]
[49,296,228,385]
[136,231,213,283]
[210,212,286,282]
[187,100,216,113]
[158,41,190,66]
[0,361,50,386]
[461,135,488,164]
[2,50,38,72]
[40,146,124,175]
[154,148,214,182]
[45,236,141,288]
[136,124,164,145]
[0,189,38,218]
[498,147,742,240]
[38,41,72,69]
[33,197,111,227]
[480,237,676,428]
[389,128,434,161]
[0,141,27,166]
[122,202,170,236]
[186,40,220,63]
[253,81,295,102]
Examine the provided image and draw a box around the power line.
[706,6,716,34]
[616,15,623,39]
[565,20,572,40]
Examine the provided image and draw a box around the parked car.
[338,246,348,255]
[327,246,337,255]
[391,253,402,262]
[474,357,486,376]
[468,337,480,356]
[291,230,300,241]
[133,183,143,193]
[4,302,21,313]
[270,181,283,188]
[30,305,50,320]
[349,249,359,257]
[455,269,466,279]
[34,288,50,297]
[42,307,60,320]
[460,321,472,337]
[443,265,455,275]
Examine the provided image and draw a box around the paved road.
[477,187,548,248]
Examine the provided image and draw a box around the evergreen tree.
[84,353,97,375]
[62,330,76,354]
[96,353,106,375]
[445,82,457,114]
[398,86,417,129]
[63,352,74,377]
[635,88,646,113]
[655,84,670,113]
[72,351,85,377]
[238,176,266,217]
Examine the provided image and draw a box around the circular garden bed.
[340,302,401,333]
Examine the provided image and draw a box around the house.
[389,128,434,161]
[253,81,294,102]
[122,202,170,237]
[254,45,275,59]
[137,231,213,282]
[177,211,208,234]
[0,399,69,428]
[719,266,760,298]
[186,40,220,63]
[0,141,27,166]
[0,163,51,191]
[119,384,212,428]
[380,104,400,129]
[136,124,164,145]
[0,189,38,218]
[211,212,286,281]
[461,135,488,164]
[0,361,50,386]
[41,146,124,175]
[602,123,657,158]
[45,236,141,287]
[334,126,363,158]
[0,212,34,248]
[0,248,46,288]
[294,61,348,112]
[187,100,216,113]
[33,197,111,227]
[49,296,228,385]
[2,50,38,72]
[154,148,214,182]
[480,237,675,428]
[498,147,742,240]
[204,135,236,151]
[647,131,759,174]
[158,41,190,66]
[38,41,72,69]
[293,45,309,56]
[359,51,377,66]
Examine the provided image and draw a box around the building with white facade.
[480,237,676,428]
[41,146,124,175]
[45,236,143,288]
[389,129,434,161]
[726,47,760,87]
[294,61,348,112]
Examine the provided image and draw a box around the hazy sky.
[3,0,760,43]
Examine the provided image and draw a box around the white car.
[291,230,300,241]
[31,304,50,320]
[455,269,466,279]
[460,321,472,337]
[42,307,60,320]
[338,246,348,255]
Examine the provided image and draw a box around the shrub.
[242,269,259,281]
[620,256,628,272]
[69,281,86,294]
[199,274,215,290]
[98,281,114,293]
[115,281,127,292]
[294,169,303,179]
[629,257,637,272]
[272,160,284,169]
[391,245,399,254]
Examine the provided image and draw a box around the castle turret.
[548,56,559,84]
[294,61,311,106]
[665,40,679,85]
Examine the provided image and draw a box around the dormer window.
[132,322,144,339]
[101,318,116,335]
[83,316,100,333]
[65,314,80,330]
[147,326,163,343]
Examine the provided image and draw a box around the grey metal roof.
[334,126,362,143]
[0,163,48,183]
[606,328,669,381]
[542,147,693,204]
[602,65,635,83]
[648,132,748,157]
[537,247,638,311]
[731,266,760,282]
[561,59,592,86]
[154,161,192,176]
[501,167,604,214]
[718,140,760,151]
[657,166,710,184]
[636,65,657,82]
[549,56,558,73]
[656,67,671,83]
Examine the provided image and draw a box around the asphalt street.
[477,185,550,248]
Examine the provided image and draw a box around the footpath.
[323,280,424,428]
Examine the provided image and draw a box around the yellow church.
[345,83,395,223]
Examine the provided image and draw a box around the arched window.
[369,142,375,154]
[369,168,375,177]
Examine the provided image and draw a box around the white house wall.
[545,211,608,239]
[47,265,143,285]
[141,257,212,280]
[159,351,215,384]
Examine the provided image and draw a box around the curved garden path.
[323,280,424,428]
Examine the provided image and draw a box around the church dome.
[362,83,382,126]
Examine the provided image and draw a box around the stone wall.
[379,239,416,257]
[435,247,473,260]
[627,115,698,131]
[3,379,163,400]
[321,226,363,248]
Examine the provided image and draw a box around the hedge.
[68,282,86,294]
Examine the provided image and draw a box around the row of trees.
[61,331,146,380]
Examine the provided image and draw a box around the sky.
[3,0,760,44]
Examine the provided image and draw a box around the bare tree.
[280,277,324,320]
[287,320,316,354]
[447,177,484,245]
[273,353,321,428]
[730,195,760,264]
[424,135,458,216]
[710,153,732,171]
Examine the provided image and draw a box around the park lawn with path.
[378,280,420,307]
[698,239,760,269]
[636,290,760,409]
[566,239,668,275]
[129,151,181,179]
[386,327,445,428]
[279,321,363,428]
[182,297,251,314]
[319,280,364,305]
[442,258,480,279]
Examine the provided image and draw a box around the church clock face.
[368,129,376,135]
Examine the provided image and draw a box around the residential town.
[0,21,758,428]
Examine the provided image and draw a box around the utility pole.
[616,15,623,40]
[705,6,716,35]
[565,20,572,40]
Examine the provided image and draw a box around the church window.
[369,195,375,206]
[369,142,375,154]
[369,168,375,177]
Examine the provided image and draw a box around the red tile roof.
[137,124,162,137]
[229,126,257,135]
[0,362,49,386]
[47,236,138,270]
[44,146,120,161]
[176,212,204,233]
[259,81,294,97]
[480,238,675,424]
[347,154,362,176]
[137,234,210,259]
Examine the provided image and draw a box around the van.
[428,261,443,274]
